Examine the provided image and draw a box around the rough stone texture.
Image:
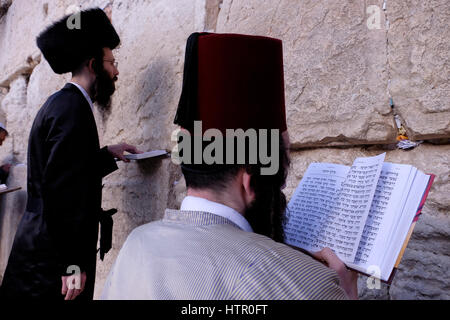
[0,76,28,163]
[0,64,69,165]
[0,164,27,285]
[357,276,390,300]
[216,0,398,147]
[388,0,450,140]
[26,58,71,140]
[0,1,447,300]
[92,0,207,298]
[389,214,450,299]
[0,88,6,120]
[286,144,450,299]
[204,0,222,31]
[0,0,54,87]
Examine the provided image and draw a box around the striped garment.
[101,209,348,300]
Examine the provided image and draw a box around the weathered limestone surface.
[0,65,69,165]
[0,164,27,284]
[92,0,207,298]
[26,58,71,126]
[0,76,28,163]
[0,0,447,300]
[389,214,450,299]
[0,88,6,120]
[286,144,450,299]
[388,0,450,140]
[0,0,56,86]
[217,0,397,147]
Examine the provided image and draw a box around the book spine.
[393,174,435,269]
[413,174,435,222]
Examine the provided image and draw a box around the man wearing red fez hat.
[101,33,357,299]
[0,8,141,300]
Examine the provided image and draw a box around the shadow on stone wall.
[0,164,27,282]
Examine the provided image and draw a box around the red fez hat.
[174,33,287,173]
[175,33,287,133]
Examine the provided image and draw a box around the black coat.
[0,83,118,299]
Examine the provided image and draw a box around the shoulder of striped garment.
[111,213,348,300]
[226,233,349,300]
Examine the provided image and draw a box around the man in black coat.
[0,8,141,300]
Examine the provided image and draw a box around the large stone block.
[0,76,28,163]
[216,0,397,147]
[0,88,6,122]
[0,59,70,165]
[27,58,70,115]
[390,246,450,299]
[388,0,450,140]
[286,144,450,299]
[382,144,450,212]
[0,0,53,87]
[92,0,208,299]
[26,59,70,142]
[0,164,27,283]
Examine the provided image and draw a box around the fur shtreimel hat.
[36,7,120,74]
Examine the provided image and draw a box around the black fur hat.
[36,7,120,74]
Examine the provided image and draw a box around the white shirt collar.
[69,81,94,112]
[180,196,253,232]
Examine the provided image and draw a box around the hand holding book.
[312,247,359,299]
[284,153,434,283]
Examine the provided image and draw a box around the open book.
[284,153,434,283]
[124,150,168,161]
[0,185,21,195]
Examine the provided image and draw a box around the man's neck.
[71,75,93,99]
[186,189,246,216]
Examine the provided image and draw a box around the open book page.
[327,153,386,262]
[284,163,350,253]
[380,170,431,278]
[347,163,414,277]
[285,153,386,263]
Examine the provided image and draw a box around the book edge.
[383,173,435,284]
[124,150,168,160]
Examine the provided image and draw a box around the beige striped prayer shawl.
[101,210,348,300]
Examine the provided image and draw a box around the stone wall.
[0,0,448,299]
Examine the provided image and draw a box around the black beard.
[92,67,117,110]
[244,186,287,243]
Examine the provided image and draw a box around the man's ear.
[242,169,255,204]
[87,58,96,74]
